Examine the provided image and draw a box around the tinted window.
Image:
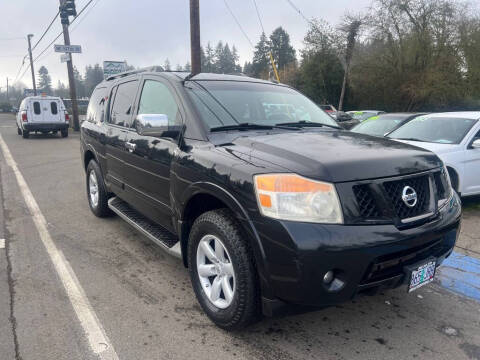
[33,102,41,115]
[109,81,138,127]
[137,80,181,126]
[51,102,58,115]
[389,116,478,144]
[87,87,106,123]
[187,81,338,129]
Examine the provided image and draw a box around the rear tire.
[61,129,68,138]
[188,209,260,330]
[86,160,110,217]
[22,130,29,139]
[17,126,21,135]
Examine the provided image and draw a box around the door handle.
[125,142,136,152]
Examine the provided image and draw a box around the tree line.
[3,0,480,113]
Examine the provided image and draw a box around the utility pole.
[27,34,37,96]
[59,0,80,131]
[190,0,201,75]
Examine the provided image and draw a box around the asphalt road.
[0,113,479,360]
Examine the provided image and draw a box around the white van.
[16,96,69,139]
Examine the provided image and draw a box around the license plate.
[408,260,436,292]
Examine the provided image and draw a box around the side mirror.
[135,114,181,138]
[471,139,480,149]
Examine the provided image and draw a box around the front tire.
[61,129,68,138]
[22,130,29,139]
[86,160,110,217]
[188,209,260,330]
[17,126,21,135]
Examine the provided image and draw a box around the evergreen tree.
[204,42,216,72]
[184,62,191,72]
[73,66,86,98]
[164,59,171,71]
[269,27,296,70]
[252,32,271,78]
[84,64,104,97]
[37,66,52,94]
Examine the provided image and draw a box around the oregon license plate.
[408,260,436,292]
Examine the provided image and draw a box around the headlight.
[254,173,343,224]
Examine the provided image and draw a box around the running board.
[108,197,182,259]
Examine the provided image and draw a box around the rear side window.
[51,102,58,115]
[33,102,41,115]
[86,87,106,123]
[109,81,138,127]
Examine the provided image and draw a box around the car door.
[463,125,480,195]
[104,79,139,195]
[122,76,183,231]
[30,100,44,123]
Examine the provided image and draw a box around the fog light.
[323,270,334,284]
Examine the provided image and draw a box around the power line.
[223,0,254,48]
[285,0,311,24]
[32,11,60,51]
[252,0,265,35]
[13,56,28,84]
[32,0,97,64]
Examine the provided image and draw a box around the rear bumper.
[256,192,461,309]
[23,123,68,131]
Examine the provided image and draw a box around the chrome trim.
[401,212,435,224]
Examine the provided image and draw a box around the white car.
[16,95,69,139]
[388,112,480,197]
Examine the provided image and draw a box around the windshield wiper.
[210,122,299,132]
[275,120,341,129]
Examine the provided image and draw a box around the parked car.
[389,112,480,196]
[347,110,385,122]
[319,104,337,115]
[334,111,359,129]
[81,68,460,330]
[16,96,69,138]
[351,113,426,137]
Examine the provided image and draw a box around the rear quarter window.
[51,102,58,115]
[86,87,107,123]
[33,102,41,115]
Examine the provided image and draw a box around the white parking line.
[0,239,5,249]
[0,134,119,360]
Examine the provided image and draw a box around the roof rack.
[106,65,164,81]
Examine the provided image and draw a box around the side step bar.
[108,197,182,259]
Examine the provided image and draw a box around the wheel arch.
[446,165,460,193]
[83,145,98,171]
[177,182,270,295]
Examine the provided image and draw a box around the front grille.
[353,185,381,218]
[383,175,430,220]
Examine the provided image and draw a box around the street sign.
[60,53,71,63]
[103,61,127,79]
[54,44,82,53]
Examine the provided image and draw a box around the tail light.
[65,112,70,122]
[21,112,28,122]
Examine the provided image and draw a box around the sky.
[0,0,371,90]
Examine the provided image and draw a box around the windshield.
[352,115,407,136]
[350,112,378,121]
[187,81,339,130]
[388,115,478,144]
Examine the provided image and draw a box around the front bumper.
[23,123,69,132]
[255,192,461,308]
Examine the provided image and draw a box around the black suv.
[80,68,461,330]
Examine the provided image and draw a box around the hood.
[394,139,460,155]
[223,130,442,183]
